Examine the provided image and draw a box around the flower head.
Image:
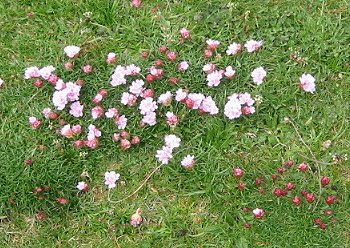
[226,42,242,55]
[64,45,81,58]
[252,208,265,219]
[299,74,316,93]
[244,40,263,52]
[181,155,195,169]
[251,67,267,85]
[104,171,120,189]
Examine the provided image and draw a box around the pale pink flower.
[69,101,84,117]
[113,133,120,141]
[42,108,51,119]
[24,66,40,79]
[0,78,4,88]
[206,39,220,50]
[224,96,242,119]
[242,106,256,115]
[180,28,191,40]
[251,67,267,85]
[207,70,223,87]
[92,93,103,104]
[87,124,101,141]
[226,42,242,55]
[125,64,141,76]
[238,93,255,106]
[139,97,158,115]
[29,116,41,129]
[200,96,219,115]
[61,124,74,138]
[76,181,89,191]
[85,138,99,149]
[224,66,236,79]
[104,171,120,189]
[157,91,173,106]
[121,92,137,106]
[175,88,187,102]
[91,106,104,119]
[64,62,74,70]
[131,0,141,8]
[244,40,263,52]
[106,52,116,64]
[178,61,189,72]
[253,208,265,219]
[83,64,93,74]
[115,115,127,129]
[129,79,145,96]
[52,90,68,110]
[64,45,80,58]
[55,79,66,90]
[181,155,195,169]
[39,65,55,80]
[155,146,173,165]
[130,208,143,227]
[110,65,127,86]
[63,82,81,102]
[105,108,119,118]
[164,134,181,149]
[142,111,157,126]
[187,93,205,109]
[299,74,316,93]
[166,112,179,126]
[203,63,216,74]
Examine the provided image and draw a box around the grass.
[1,0,350,247]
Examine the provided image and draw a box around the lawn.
[0,0,349,247]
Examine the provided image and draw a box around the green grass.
[1,0,350,247]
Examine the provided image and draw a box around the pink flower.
[139,97,158,115]
[207,70,223,87]
[226,42,242,55]
[131,136,141,145]
[106,52,116,64]
[125,64,141,76]
[131,0,141,8]
[224,66,236,79]
[164,134,181,149]
[292,196,302,206]
[105,108,119,118]
[200,96,219,115]
[92,94,103,104]
[64,62,74,70]
[233,168,244,178]
[252,208,265,219]
[204,49,213,58]
[181,155,195,169]
[158,91,173,106]
[166,51,177,61]
[203,63,216,74]
[321,176,330,187]
[71,125,82,135]
[61,124,74,138]
[142,111,157,126]
[142,88,154,98]
[180,28,191,40]
[224,95,242,119]
[76,181,89,191]
[244,40,263,52]
[29,116,41,129]
[129,79,145,96]
[24,66,40,79]
[166,112,179,126]
[83,64,93,74]
[206,39,220,50]
[39,65,55,80]
[251,67,267,85]
[85,138,99,149]
[299,74,316,93]
[64,45,81,58]
[91,106,104,119]
[69,101,84,117]
[178,61,189,72]
[238,93,255,106]
[87,124,101,141]
[175,88,187,102]
[156,146,173,164]
[298,163,309,172]
[115,115,128,129]
[121,92,137,106]
[64,82,81,102]
[242,106,255,115]
[104,171,120,189]
[130,208,143,227]
[55,79,65,90]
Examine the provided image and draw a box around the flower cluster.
[156,134,181,164]
[224,93,255,119]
